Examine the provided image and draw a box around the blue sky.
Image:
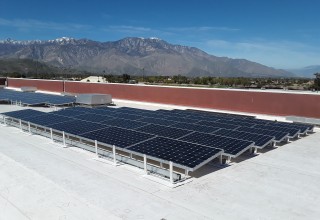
[0,0,319,69]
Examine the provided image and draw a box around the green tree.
[314,73,320,91]
[122,74,131,83]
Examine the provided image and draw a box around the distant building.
[80,76,107,83]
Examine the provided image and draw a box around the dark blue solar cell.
[1,109,47,120]
[49,120,108,135]
[136,124,193,139]
[252,124,299,138]
[71,113,116,123]
[196,121,240,130]
[103,118,148,129]
[164,116,201,124]
[266,121,310,134]
[138,117,176,126]
[237,126,289,142]
[50,108,88,117]
[128,137,223,169]
[0,89,75,105]
[25,114,74,126]
[212,128,274,148]
[213,118,256,128]
[80,126,155,148]
[113,113,144,120]
[170,122,221,133]
[180,132,253,157]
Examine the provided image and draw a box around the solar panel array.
[0,89,75,106]
[1,105,314,170]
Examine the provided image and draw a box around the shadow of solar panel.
[136,124,193,139]
[170,122,221,133]
[49,120,108,135]
[80,126,155,148]
[137,117,176,126]
[237,126,288,142]
[128,137,222,169]
[180,132,253,157]
[1,109,47,120]
[212,128,274,148]
[103,118,148,129]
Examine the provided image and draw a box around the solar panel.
[214,118,257,128]
[66,107,107,115]
[164,115,201,124]
[138,117,176,126]
[180,132,254,157]
[71,113,116,123]
[266,121,311,134]
[80,126,155,148]
[136,124,193,139]
[103,118,148,129]
[231,118,271,125]
[212,128,274,148]
[113,113,144,120]
[237,126,289,142]
[253,124,300,138]
[171,122,221,133]
[0,89,75,105]
[24,114,74,127]
[185,109,255,119]
[1,109,47,120]
[196,121,240,130]
[49,120,108,136]
[50,108,89,117]
[128,137,223,169]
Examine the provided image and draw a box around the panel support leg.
[19,119,22,130]
[3,116,7,126]
[185,169,189,180]
[28,122,31,134]
[95,140,98,157]
[62,131,66,147]
[143,154,147,174]
[169,161,173,184]
[226,156,231,164]
[50,128,53,142]
[219,154,223,165]
[113,145,117,165]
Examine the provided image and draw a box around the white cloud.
[166,26,239,32]
[0,18,91,31]
[108,25,152,32]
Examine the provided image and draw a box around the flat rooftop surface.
[1,103,320,220]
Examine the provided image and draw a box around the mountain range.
[0,37,295,77]
[287,65,320,78]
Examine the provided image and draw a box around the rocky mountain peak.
[0,37,295,77]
